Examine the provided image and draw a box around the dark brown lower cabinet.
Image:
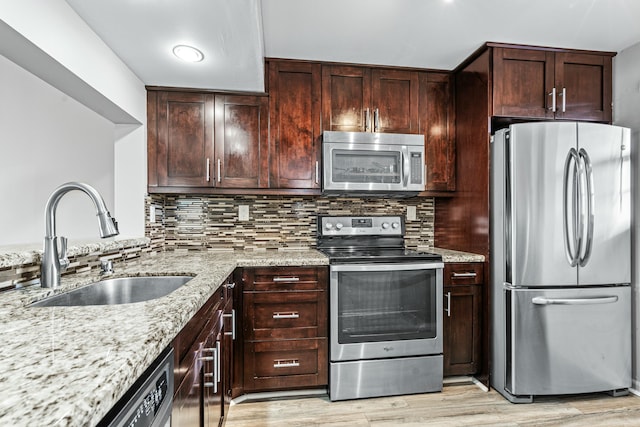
[443,263,483,376]
[240,266,328,393]
[172,275,235,427]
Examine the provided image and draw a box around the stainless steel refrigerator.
[490,121,631,403]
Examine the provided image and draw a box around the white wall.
[0,0,147,246]
[613,40,640,392]
[0,54,114,245]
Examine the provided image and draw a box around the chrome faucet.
[41,182,119,288]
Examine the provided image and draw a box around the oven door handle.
[330,262,444,272]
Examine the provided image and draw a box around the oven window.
[332,149,401,184]
[336,269,437,344]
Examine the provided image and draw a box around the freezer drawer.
[505,286,630,396]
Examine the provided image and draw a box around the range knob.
[391,222,400,229]
[381,222,390,229]
[335,223,344,230]
[325,222,333,230]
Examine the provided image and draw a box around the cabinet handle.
[201,346,218,392]
[315,161,319,185]
[374,108,380,132]
[452,272,477,278]
[217,158,221,182]
[560,87,566,112]
[272,276,300,282]
[226,282,235,290]
[206,158,211,182]
[548,87,557,112]
[215,341,221,383]
[223,309,236,340]
[273,311,299,319]
[365,108,371,132]
[445,291,451,317]
[273,359,300,368]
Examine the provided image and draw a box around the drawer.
[244,290,327,340]
[444,263,484,286]
[243,338,328,391]
[242,266,327,291]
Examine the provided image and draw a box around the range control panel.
[318,216,405,236]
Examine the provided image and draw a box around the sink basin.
[30,275,194,307]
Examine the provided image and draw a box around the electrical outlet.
[407,206,417,221]
[149,205,156,223]
[238,205,249,221]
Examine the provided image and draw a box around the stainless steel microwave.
[322,131,425,196]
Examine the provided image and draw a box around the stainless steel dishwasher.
[100,347,174,427]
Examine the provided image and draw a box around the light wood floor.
[225,383,640,426]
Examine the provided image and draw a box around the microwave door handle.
[402,148,409,187]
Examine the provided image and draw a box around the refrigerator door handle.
[532,296,618,306]
[563,148,580,266]
[578,148,594,267]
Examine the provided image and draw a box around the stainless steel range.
[316,215,444,401]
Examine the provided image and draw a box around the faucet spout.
[41,182,119,288]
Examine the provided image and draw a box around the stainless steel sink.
[30,275,194,307]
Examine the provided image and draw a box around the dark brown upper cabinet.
[148,91,268,192]
[322,65,420,134]
[492,46,613,123]
[268,60,322,189]
[419,72,455,192]
[214,95,269,188]
[150,91,215,188]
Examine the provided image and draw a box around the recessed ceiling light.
[172,45,204,62]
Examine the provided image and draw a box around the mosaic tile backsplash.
[146,194,435,251]
[0,239,155,292]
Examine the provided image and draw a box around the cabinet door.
[172,360,203,427]
[214,95,269,188]
[156,91,215,187]
[203,318,223,427]
[443,263,483,376]
[443,284,482,376]
[268,60,322,189]
[419,72,455,192]
[321,65,371,132]
[554,52,612,122]
[371,69,419,133]
[222,280,235,418]
[492,48,555,119]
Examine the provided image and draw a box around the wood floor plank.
[225,384,640,427]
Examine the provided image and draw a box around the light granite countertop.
[0,250,328,427]
[0,245,482,426]
[430,247,485,263]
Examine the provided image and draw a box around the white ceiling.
[66,0,640,93]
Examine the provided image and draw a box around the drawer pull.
[273,311,300,319]
[273,359,300,368]
[273,277,300,282]
[451,272,477,278]
[223,309,236,340]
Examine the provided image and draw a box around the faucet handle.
[58,236,70,271]
[100,260,114,275]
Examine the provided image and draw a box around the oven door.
[330,262,443,361]
[323,142,425,192]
